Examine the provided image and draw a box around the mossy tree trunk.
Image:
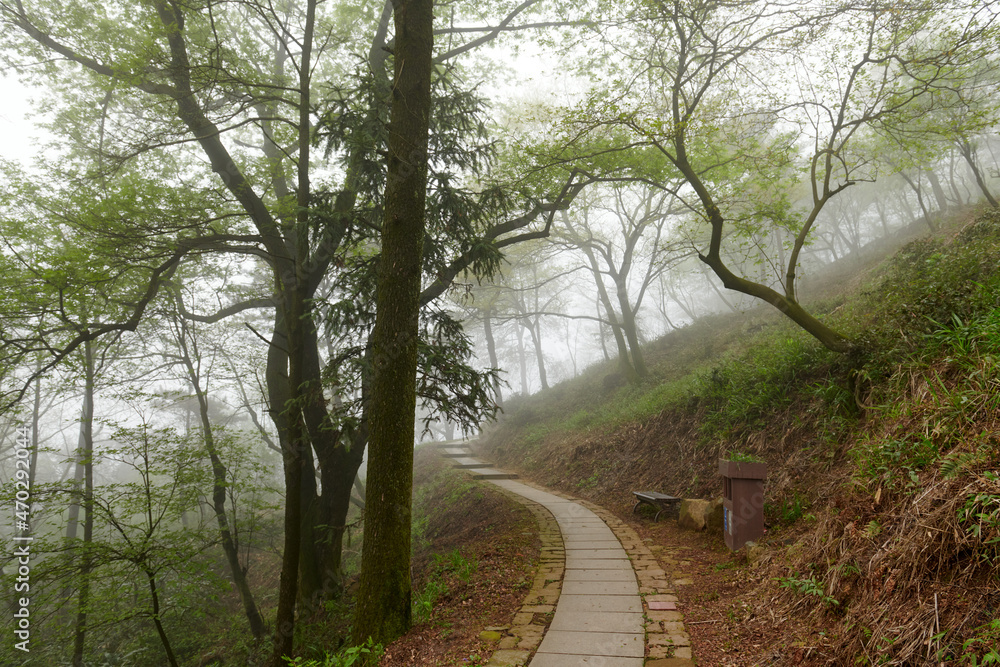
[353,0,434,646]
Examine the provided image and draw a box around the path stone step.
[562,532,620,541]
[563,569,637,582]
[470,478,646,666]
[566,538,618,550]
[441,447,473,458]
[564,558,634,570]
[452,457,492,469]
[553,521,609,530]
[472,469,519,480]
[529,657,642,667]
[535,630,645,657]
[554,594,642,613]
[549,610,644,633]
[560,548,629,560]
[560,580,639,596]
[421,440,467,448]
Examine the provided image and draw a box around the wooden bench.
[632,491,682,522]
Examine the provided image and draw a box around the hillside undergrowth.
[479,205,1000,663]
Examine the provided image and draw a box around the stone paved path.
[428,441,695,666]
[491,478,645,666]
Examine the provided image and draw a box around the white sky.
[0,73,41,164]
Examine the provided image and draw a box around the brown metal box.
[719,459,767,550]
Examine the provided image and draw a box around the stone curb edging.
[573,497,695,665]
[479,484,564,667]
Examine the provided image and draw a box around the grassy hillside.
[477,204,1000,663]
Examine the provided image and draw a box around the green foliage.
[960,619,1000,666]
[83,422,230,658]
[697,335,832,439]
[958,475,1000,564]
[560,377,698,432]
[940,448,990,479]
[409,463,487,625]
[862,520,882,540]
[412,578,450,625]
[576,470,600,489]
[411,548,478,624]
[856,211,1000,373]
[852,435,939,491]
[432,548,478,584]
[775,571,839,608]
[0,417,238,667]
[725,451,764,463]
[843,216,1000,496]
[415,310,504,436]
[284,638,384,667]
[769,490,810,525]
[805,379,856,418]
[411,512,433,556]
[411,466,482,557]
[925,310,1000,364]
[442,478,483,506]
[836,562,861,578]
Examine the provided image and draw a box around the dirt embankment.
[479,400,1000,664]
[478,397,845,528]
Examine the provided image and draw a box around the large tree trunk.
[308,421,368,608]
[268,291,310,667]
[700,250,852,353]
[674,132,853,353]
[65,454,85,542]
[299,320,369,608]
[297,452,323,613]
[268,0,318,659]
[353,0,433,646]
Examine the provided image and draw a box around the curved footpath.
[435,443,695,666]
